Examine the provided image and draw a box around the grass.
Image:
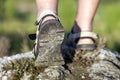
[93,1,120,52]
[0,0,120,55]
[2,58,47,80]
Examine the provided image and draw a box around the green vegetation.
[0,0,120,56]
[94,1,120,52]
[2,58,47,80]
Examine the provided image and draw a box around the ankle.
[36,10,58,26]
[77,38,94,45]
[72,21,92,33]
[72,21,94,45]
[42,16,55,23]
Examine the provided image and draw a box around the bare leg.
[36,0,58,22]
[73,0,100,44]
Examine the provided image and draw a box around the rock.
[0,44,120,80]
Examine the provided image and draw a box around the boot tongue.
[70,27,80,44]
[28,33,36,40]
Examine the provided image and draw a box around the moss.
[2,58,47,80]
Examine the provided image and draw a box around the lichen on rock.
[0,39,120,80]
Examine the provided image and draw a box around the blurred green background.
[0,0,120,57]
